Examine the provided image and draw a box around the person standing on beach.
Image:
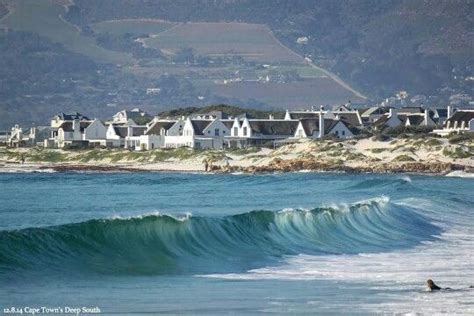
[204,159,209,172]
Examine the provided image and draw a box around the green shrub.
[392,154,416,162]
[448,133,474,144]
[443,147,472,159]
[370,148,387,153]
[425,138,442,146]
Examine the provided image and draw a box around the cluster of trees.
[158,104,283,119]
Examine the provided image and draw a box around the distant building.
[111,108,151,124]
[7,125,51,147]
[296,36,309,44]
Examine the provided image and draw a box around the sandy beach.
[1,137,473,175]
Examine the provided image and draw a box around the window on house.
[243,127,248,136]
[342,130,345,136]
[215,129,219,136]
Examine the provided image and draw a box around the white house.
[293,113,355,140]
[226,117,299,148]
[106,124,127,147]
[139,120,177,150]
[164,118,232,149]
[83,119,107,145]
[373,108,436,130]
[433,109,474,136]
[46,112,91,148]
[55,119,90,148]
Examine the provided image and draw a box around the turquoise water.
[0,172,473,314]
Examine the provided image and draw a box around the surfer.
[426,279,441,291]
[427,279,452,291]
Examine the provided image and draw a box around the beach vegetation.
[448,133,474,144]
[392,154,416,162]
[370,148,387,153]
[442,147,472,159]
[227,147,261,155]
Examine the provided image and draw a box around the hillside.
[0,0,365,128]
[67,0,473,98]
[0,0,472,129]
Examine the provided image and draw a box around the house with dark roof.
[135,119,178,150]
[162,118,231,149]
[433,109,474,136]
[359,107,391,124]
[373,108,436,130]
[50,118,107,148]
[226,117,299,147]
[294,117,354,139]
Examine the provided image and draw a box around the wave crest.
[0,197,440,276]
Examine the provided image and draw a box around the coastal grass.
[227,147,261,156]
[2,148,69,163]
[442,147,472,159]
[392,154,416,162]
[370,148,387,154]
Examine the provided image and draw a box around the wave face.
[0,198,441,276]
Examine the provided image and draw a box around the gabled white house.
[433,109,474,136]
[83,119,107,145]
[163,118,231,149]
[373,108,436,130]
[294,116,354,139]
[226,117,299,147]
[55,119,90,148]
[137,120,177,150]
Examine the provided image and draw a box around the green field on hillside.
[91,19,176,35]
[1,0,132,64]
[145,22,303,63]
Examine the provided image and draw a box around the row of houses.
[6,105,474,149]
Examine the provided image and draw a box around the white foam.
[108,211,192,221]
[0,167,56,173]
[199,205,474,314]
[400,175,412,182]
[446,170,474,178]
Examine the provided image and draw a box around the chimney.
[72,119,79,132]
[269,114,274,120]
[284,109,291,120]
[447,105,453,118]
[389,108,398,117]
[424,109,429,126]
[319,106,325,138]
[127,125,133,137]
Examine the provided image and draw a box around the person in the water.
[427,279,442,291]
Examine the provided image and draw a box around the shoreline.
[1,137,473,176]
[1,160,472,177]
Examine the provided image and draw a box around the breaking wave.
[0,197,441,276]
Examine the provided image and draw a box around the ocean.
[0,171,473,314]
